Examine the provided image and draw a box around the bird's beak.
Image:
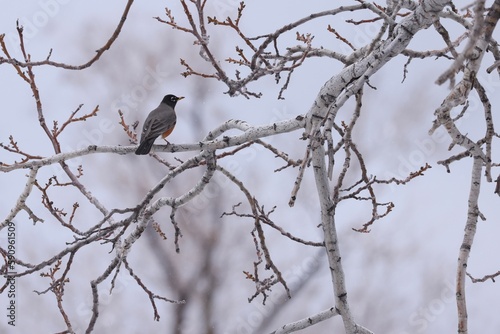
[178,96,185,100]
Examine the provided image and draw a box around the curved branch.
[0,0,135,70]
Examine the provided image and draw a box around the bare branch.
[270,307,340,334]
[0,0,135,70]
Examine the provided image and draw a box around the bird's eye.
[171,97,176,101]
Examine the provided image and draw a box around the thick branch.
[270,307,339,334]
[0,117,305,172]
[456,157,483,334]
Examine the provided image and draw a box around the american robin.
[135,94,184,155]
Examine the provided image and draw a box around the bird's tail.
[135,138,155,155]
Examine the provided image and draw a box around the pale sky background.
[1,1,500,333]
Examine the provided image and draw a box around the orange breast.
[161,126,175,139]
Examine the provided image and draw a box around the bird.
[135,94,184,155]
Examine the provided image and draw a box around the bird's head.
[162,94,184,107]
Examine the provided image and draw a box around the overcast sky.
[1,1,500,333]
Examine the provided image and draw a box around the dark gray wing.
[140,104,177,142]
